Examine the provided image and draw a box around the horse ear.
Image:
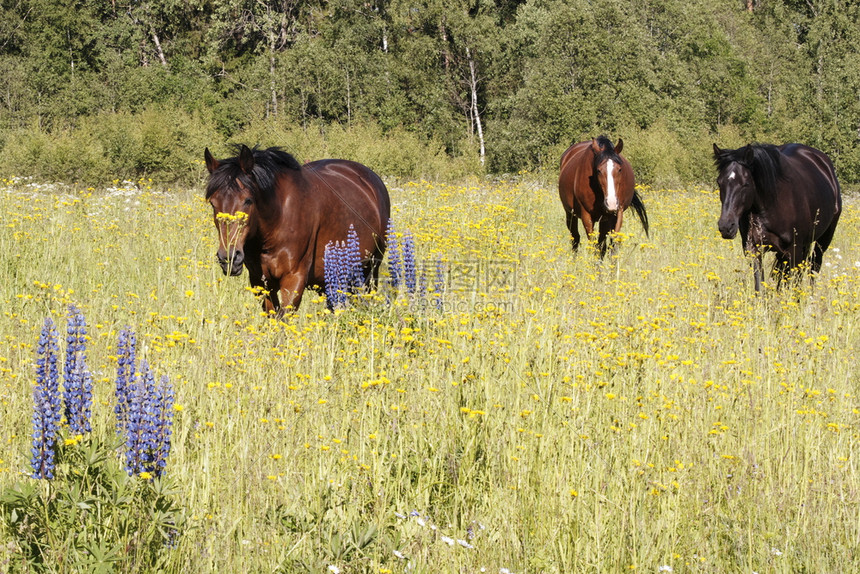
[712,143,722,158]
[615,138,624,154]
[238,145,255,174]
[743,144,754,164]
[204,148,219,174]
[591,139,601,154]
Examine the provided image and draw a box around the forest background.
[0,0,858,187]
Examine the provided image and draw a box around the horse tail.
[631,190,649,236]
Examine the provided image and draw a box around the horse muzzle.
[217,250,245,276]
[718,218,738,240]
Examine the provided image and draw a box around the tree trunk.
[269,53,278,118]
[467,47,485,165]
[151,32,168,67]
[346,68,351,125]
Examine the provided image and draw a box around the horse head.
[713,144,756,240]
[591,137,624,213]
[205,145,260,276]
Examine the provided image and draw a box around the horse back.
[778,144,841,228]
[298,159,391,284]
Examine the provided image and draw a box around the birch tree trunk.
[152,32,167,67]
[467,47,485,165]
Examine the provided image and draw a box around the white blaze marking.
[728,171,736,181]
[605,159,618,211]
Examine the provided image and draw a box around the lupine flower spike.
[123,362,150,476]
[122,359,174,478]
[64,305,92,435]
[334,241,351,295]
[345,224,364,289]
[152,375,174,475]
[324,241,348,309]
[402,232,417,294]
[115,327,137,434]
[324,228,367,309]
[31,318,61,479]
[386,219,402,290]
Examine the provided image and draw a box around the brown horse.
[713,143,841,291]
[558,136,648,256]
[204,145,390,314]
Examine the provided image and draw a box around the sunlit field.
[1,175,858,573]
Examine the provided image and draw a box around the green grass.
[0,176,858,572]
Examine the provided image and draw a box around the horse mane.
[591,135,622,166]
[205,146,302,201]
[713,143,783,202]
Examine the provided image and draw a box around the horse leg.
[580,212,595,253]
[253,277,279,315]
[810,243,825,276]
[771,253,792,290]
[598,214,621,258]
[277,274,308,315]
[743,242,763,292]
[613,209,625,234]
[565,211,581,251]
[810,218,838,276]
[246,263,280,314]
[264,293,279,314]
[752,253,764,292]
[368,252,384,290]
[741,223,764,292]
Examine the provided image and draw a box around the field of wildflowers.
[0,176,858,572]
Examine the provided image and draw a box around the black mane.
[205,146,301,201]
[592,135,621,166]
[714,143,783,202]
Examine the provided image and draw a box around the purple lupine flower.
[324,243,334,293]
[335,241,351,296]
[402,233,417,294]
[345,224,364,290]
[31,318,61,479]
[123,368,149,476]
[152,375,174,476]
[123,361,174,477]
[386,219,402,290]
[139,362,159,470]
[115,328,136,434]
[324,241,347,309]
[64,306,92,435]
[63,306,82,396]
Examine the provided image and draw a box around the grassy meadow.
[0,174,858,573]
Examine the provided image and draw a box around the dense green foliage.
[1,0,859,185]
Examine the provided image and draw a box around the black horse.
[713,143,841,291]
